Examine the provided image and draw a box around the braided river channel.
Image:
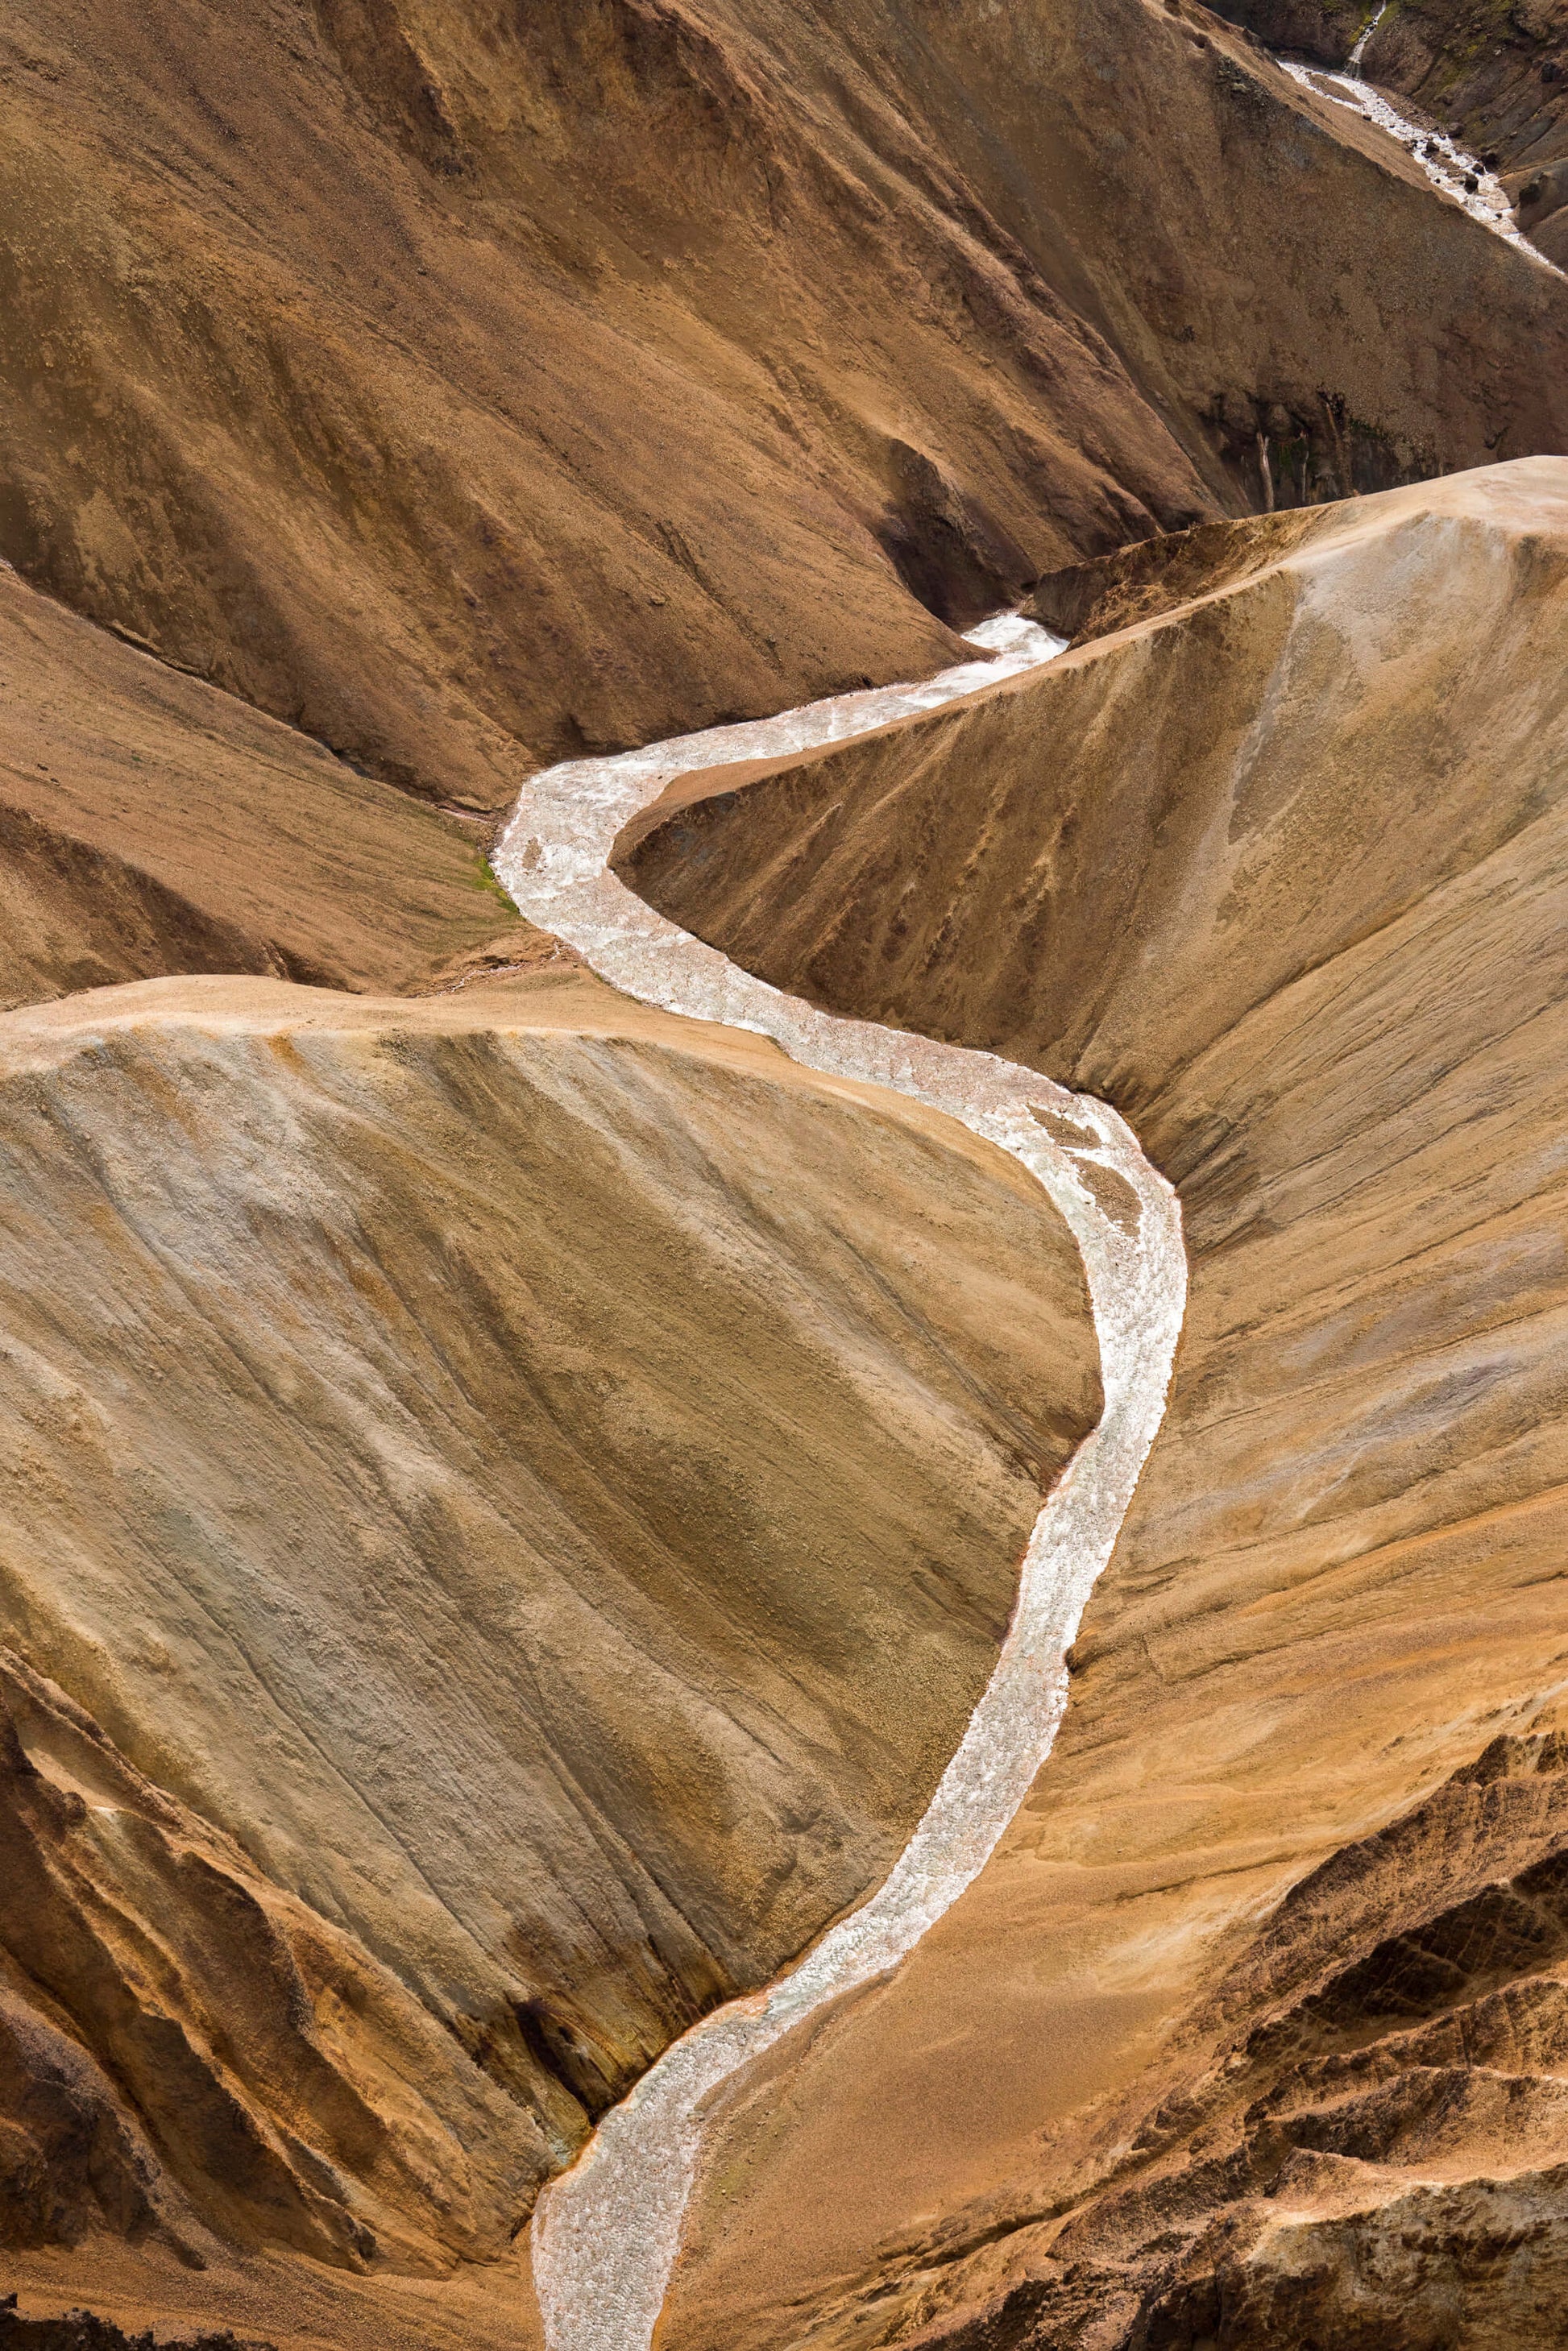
[492,616,1188,2351]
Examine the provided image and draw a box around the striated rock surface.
[3,0,1568,802]
[0,1644,545,2278]
[5,0,1568,2324]
[0,971,1097,2328]
[893,1725,1568,2348]
[623,459,1568,2347]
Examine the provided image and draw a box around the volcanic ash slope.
[623,457,1568,2349]
[0,969,1099,2346]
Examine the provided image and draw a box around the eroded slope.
[896,1723,1568,2347]
[0,563,550,1005]
[5,0,1568,803]
[1217,0,1568,175]
[623,459,1568,2347]
[0,970,1098,2336]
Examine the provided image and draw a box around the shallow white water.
[1280,55,1558,265]
[492,616,1187,2351]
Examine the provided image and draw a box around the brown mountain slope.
[0,562,554,1005]
[0,970,1097,2334]
[620,459,1568,2347]
[930,1723,1568,2347]
[3,0,1567,806]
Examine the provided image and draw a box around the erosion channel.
[492,620,1189,2349]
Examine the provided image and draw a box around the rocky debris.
[1505,151,1568,263]
[1508,151,1568,222]
[1274,60,1533,255]
[0,2303,269,2351]
[0,970,1097,2295]
[620,459,1568,2349]
[1213,0,1568,168]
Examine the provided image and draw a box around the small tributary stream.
[492,617,1188,2351]
[1277,36,1557,263]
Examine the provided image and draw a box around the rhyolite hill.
[1,4,1567,2350]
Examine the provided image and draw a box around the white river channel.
[492,615,1188,2351]
[1279,48,1559,267]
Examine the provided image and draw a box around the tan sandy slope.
[624,460,1568,2348]
[0,970,1097,2332]
[0,562,553,1005]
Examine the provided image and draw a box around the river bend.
[492,616,1188,2351]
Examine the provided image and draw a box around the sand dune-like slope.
[4,0,1568,805]
[0,970,1097,2337]
[624,459,1568,2346]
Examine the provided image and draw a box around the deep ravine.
[492,618,1188,2351]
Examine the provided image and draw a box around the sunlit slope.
[0,970,1098,2321]
[5,0,1568,805]
[0,563,547,1004]
[624,459,1568,2348]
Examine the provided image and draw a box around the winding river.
[492,616,1187,2351]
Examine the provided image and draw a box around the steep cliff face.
[623,461,1568,2347]
[3,0,1567,808]
[0,972,1097,2315]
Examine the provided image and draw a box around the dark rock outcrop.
[0,2302,269,2351]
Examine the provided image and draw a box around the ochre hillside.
[0,561,550,1005]
[3,0,1568,2341]
[624,460,1568,2348]
[0,969,1097,2340]
[3,0,1568,808]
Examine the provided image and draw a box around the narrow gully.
[1277,48,1560,263]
